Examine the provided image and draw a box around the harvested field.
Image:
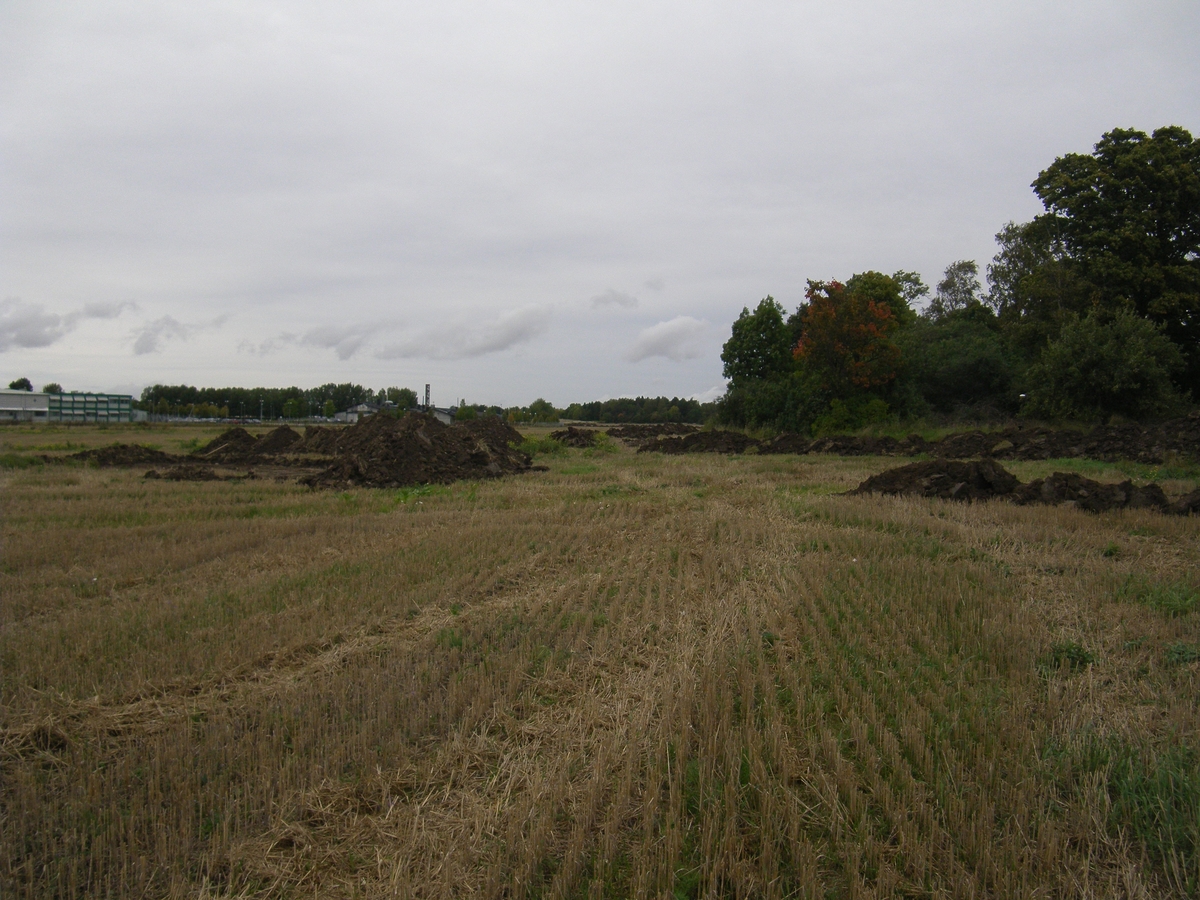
[3,428,1200,898]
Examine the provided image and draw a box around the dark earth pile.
[299,425,342,455]
[550,426,600,448]
[68,443,179,467]
[299,412,531,489]
[850,459,1198,514]
[755,411,1200,464]
[644,430,762,455]
[194,427,261,462]
[194,425,303,463]
[605,423,701,450]
[848,460,1020,501]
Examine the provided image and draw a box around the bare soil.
[66,443,178,467]
[550,426,600,448]
[644,429,761,455]
[851,459,1198,514]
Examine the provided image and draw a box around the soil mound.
[849,460,1020,501]
[644,430,761,455]
[252,425,303,455]
[69,443,178,467]
[606,423,700,449]
[299,425,342,455]
[849,460,1195,514]
[195,427,259,462]
[550,426,600,448]
[1012,473,1169,512]
[300,412,531,490]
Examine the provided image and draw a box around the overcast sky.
[2,1,1198,406]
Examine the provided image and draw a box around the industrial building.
[0,390,136,423]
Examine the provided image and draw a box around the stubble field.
[2,424,1199,898]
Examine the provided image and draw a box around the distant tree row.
[721,126,1199,432]
[562,396,717,423]
[138,383,415,419]
[7,378,63,393]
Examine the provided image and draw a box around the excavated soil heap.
[644,430,762,455]
[300,412,531,490]
[250,425,303,455]
[69,443,179,467]
[1011,473,1169,512]
[194,427,260,462]
[299,425,342,455]
[850,460,1196,514]
[606,423,701,450]
[758,411,1200,464]
[550,426,600,448]
[849,460,1021,501]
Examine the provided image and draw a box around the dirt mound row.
[758,411,1200,464]
[605,423,701,449]
[299,425,342,455]
[195,426,306,463]
[850,460,1199,514]
[299,412,531,490]
[68,444,179,467]
[550,426,600,448]
[643,430,762,455]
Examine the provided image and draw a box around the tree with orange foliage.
[793,280,902,397]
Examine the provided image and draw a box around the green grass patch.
[0,451,43,469]
[1165,643,1200,666]
[516,436,568,458]
[1117,576,1199,617]
[1038,641,1095,674]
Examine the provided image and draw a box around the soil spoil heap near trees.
[850,459,1200,515]
[68,444,178,467]
[642,430,762,455]
[604,423,700,450]
[549,426,600,448]
[299,412,531,489]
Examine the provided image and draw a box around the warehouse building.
[0,390,136,423]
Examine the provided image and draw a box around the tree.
[845,271,917,326]
[926,261,982,320]
[794,280,901,397]
[1024,309,1185,421]
[8,377,32,391]
[898,304,1015,413]
[41,382,62,394]
[1031,126,1200,390]
[323,399,336,418]
[386,387,417,408]
[527,398,559,422]
[721,297,794,388]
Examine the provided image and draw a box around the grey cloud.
[644,278,665,291]
[377,305,549,361]
[625,316,709,363]
[591,289,638,309]
[1,297,136,351]
[302,325,375,361]
[239,333,298,356]
[132,316,191,354]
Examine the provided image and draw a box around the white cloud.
[625,316,709,363]
[0,298,136,351]
[691,384,726,403]
[377,305,549,360]
[591,288,638,309]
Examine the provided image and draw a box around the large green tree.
[721,297,794,388]
[1031,126,1200,391]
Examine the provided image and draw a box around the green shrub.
[516,436,567,458]
[0,452,42,469]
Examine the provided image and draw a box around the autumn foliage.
[794,280,901,394]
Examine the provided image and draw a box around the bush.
[897,305,1016,413]
[1024,310,1186,421]
[516,436,567,458]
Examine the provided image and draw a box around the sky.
[2,1,1198,407]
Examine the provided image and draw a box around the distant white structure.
[0,389,49,423]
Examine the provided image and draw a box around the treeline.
[721,126,1200,434]
[139,383,412,418]
[562,396,716,423]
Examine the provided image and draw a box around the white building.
[0,390,49,423]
